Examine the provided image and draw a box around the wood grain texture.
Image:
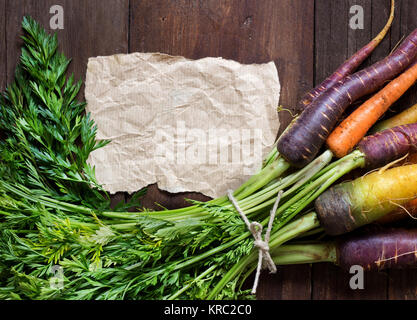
[312,264,389,300]
[369,0,393,64]
[315,0,349,86]
[130,0,314,132]
[109,192,127,210]
[386,0,417,300]
[4,0,417,300]
[256,266,314,300]
[386,0,417,115]
[5,0,128,85]
[129,184,211,212]
[388,270,417,300]
[130,0,315,299]
[346,0,373,61]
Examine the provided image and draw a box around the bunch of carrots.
[261,0,417,278]
[206,0,417,293]
[279,0,415,166]
[276,0,417,233]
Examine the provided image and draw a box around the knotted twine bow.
[227,189,283,294]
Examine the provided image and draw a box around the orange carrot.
[327,62,417,158]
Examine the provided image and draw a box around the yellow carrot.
[315,163,417,235]
[372,103,417,133]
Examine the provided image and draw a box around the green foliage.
[0,16,109,208]
[0,16,328,300]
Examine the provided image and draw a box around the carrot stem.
[271,242,337,265]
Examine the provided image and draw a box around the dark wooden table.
[2,0,417,299]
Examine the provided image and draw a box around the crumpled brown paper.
[85,52,280,198]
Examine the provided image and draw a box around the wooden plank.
[388,270,417,300]
[346,0,373,61]
[0,0,6,91]
[387,0,417,301]
[4,0,417,301]
[369,0,393,63]
[387,221,417,299]
[130,0,315,299]
[312,264,388,300]
[347,0,393,65]
[256,266,314,300]
[132,184,211,212]
[109,192,127,210]
[386,0,417,114]
[130,0,314,132]
[315,0,349,86]
[6,0,129,85]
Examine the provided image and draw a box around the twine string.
[227,189,283,294]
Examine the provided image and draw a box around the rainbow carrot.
[278,28,417,168]
[315,163,417,235]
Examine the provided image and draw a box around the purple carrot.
[297,0,395,111]
[278,27,417,168]
[272,228,417,271]
[358,122,417,169]
[337,228,417,271]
